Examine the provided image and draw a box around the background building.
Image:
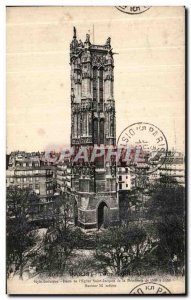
[6,151,56,217]
[149,151,185,186]
[56,160,71,194]
[117,166,136,192]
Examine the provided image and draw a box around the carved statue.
[78,39,83,47]
[85,33,90,43]
[105,37,111,47]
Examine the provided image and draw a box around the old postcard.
[6,6,186,294]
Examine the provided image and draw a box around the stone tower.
[70,27,119,229]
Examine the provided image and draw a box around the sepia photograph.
[6,5,186,294]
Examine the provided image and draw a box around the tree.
[52,194,73,228]
[7,186,39,279]
[147,180,185,274]
[42,194,86,273]
[43,226,85,273]
[95,225,152,276]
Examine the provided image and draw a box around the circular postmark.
[116,6,151,15]
[117,122,168,175]
[130,282,171,294]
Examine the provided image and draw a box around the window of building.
[82,112,87,136]
[110,114,114,137]
[73,114,77,138]
[126,184,128,187]
[79,179,89,193]
[100,119,104,144]
[93,67,97,102]
[93,118,98,144]
[35,184,39,189]
[119,175,122,181]
[99,68,103,110]
[23,177,27,182]
[119,183,122,190]
[88,114,92,136]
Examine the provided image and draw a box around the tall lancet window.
[82,113,87,136]
[88,113,92,136]
[77,114,81,137]
[93,118,98,145]
[100,119,104,144]
[74,114,77,138]
[99,68,103,111]
[110,115,114,138]
[93,67,97,110]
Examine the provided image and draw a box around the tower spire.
[73,26,76,39]
[93,24,94,44]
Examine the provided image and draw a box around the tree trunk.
[19,253,23,280]
[116,256,121,275]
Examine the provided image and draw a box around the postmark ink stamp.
[116,6,151,15]
[117,122,168,175]
[130,282,171,294]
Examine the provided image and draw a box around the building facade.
[149,151,185,186]
[117,167,136,192]
[70,28,119,229]
[56,160,71,194]
[6,152,55,217]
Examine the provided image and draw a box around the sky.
[6,6,185,153]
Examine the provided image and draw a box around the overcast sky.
[6,6,185,153]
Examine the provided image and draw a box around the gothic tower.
[70,27,119,229]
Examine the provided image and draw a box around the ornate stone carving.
[80,137,92,144]
[92,54,106,68]
[72,138,80,145]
